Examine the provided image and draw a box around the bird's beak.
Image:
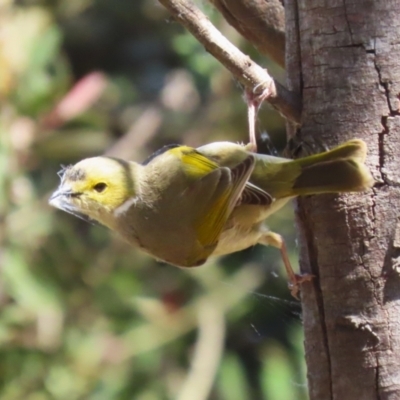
[49,185,81,212]
[49,188,61,205]
[49,186,92,223]
[49,186,72,208]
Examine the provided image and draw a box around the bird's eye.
[93,182,107,193]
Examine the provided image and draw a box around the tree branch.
[158,0,301,124]
[209,0,285,67]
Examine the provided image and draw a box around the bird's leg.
[259,231,314,299]
[244,79,274,153]
[245,91,258,153]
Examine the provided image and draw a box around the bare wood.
[286,0,400,398]
[209,0,285,67]
[158,0,301,124]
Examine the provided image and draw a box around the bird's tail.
[288,139,374,196]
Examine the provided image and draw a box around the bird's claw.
[288,273,314,299]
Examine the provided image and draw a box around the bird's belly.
[211,198,292,257]
[212,224,264,257]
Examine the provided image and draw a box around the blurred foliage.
[0,0,307,399]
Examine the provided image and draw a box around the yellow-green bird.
[49,139,373,297]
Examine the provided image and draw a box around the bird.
[49,139,373,297]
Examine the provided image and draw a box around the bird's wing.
[241,182,273,206]
[170,146,220,177]
[180,154,255,258]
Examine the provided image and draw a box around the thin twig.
[158,0,301,123]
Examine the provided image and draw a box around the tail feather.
[290,139,374,196]
[295,139,367,167]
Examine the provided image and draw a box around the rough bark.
[286,1,400,399]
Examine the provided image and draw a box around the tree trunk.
[286,0,400,399]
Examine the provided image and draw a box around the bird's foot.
[288,273,314,299]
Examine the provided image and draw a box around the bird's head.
[49,156,138,226]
